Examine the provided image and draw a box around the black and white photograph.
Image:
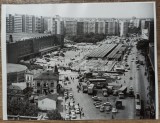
[1,2,158,120]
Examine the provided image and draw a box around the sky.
[4,2,155,18]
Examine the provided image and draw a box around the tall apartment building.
[14,14,24,33]
[77,22,84,35]
[48,16,64,35]
[133,19,140,28]
[107,21,119,36]
[6,14,14,33]
[120,21,129,37]
[65,21,77,36]
[87,21,96,33]
[141,20,147,30]
[33,16,42,33]
[83,21,88,34]
[25,15,34,33]
[48,18,57,34]
[96,21,105,34]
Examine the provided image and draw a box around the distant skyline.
[4,2,155,18]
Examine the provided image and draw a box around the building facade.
[65,21,77,35]
[120,21,129,37]
[87,21,96,33]
[97,21,105,34]
[6,14,14,33]
[14,14,24,33]
[7,34,64,63]
[25,15,34,33]
[77,22,84,35]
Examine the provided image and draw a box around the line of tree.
[66,32,106,44]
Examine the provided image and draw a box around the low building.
[25,66,59,95]
[7,34,64,63]
[38,94,57,111]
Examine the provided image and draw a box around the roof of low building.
[34,70,59,80]
[7,63,27,73]
[38,94,57,101]
[8,85,22,91]
[12,82,26,90]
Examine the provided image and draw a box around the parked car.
[95,104,101,108]
[71,112,77,119]
[112,107,118,113]
[106,105,112,112]
[92,96,102,101]
[93,101,102,106]
[65,113,70,120]
[103,91,108,97]
[99,105,105,112]
[75,108,80,114]
[113,90,118,96]
[103,102,112,106]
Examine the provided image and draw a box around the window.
[51,83,54,87]
[37,83,40,87]
[37,90,40,94]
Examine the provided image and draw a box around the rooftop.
[6,33,52,42]
[34,70,59,80]
[7,63,27,73]
[38,94,58,101]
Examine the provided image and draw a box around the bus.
[118,86,127,99]
[88,84,95,95]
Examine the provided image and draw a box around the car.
[70,110,75,114]
[96,83,103,89]
[70,102,74,107]
[64,82,68,85]
[66,109,70,114]
[74,105,79,109]
[135,93,140,100]
[117,76,121,80]
[65,113,70,120]
[112,107,118,113]
[75,108,80,114]
[95,104,101,108]
[106,105,112,112]
[69,93,73,98]
[99,105,105,112]
[71,112,77,119]
[113,90,118,96]
[103,91,108,97]
[92,96,102,101]
[94,101,102,106]
[103,102,112,106]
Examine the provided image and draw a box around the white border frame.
[1,2,159,120]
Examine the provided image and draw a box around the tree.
[47,109,64,120]
[7,97,38,117]
[136,39,149,53]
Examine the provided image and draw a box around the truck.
[115,100,123,109]
[81,82,88,93]
[118,86,127,99]
[88,84,95,95]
